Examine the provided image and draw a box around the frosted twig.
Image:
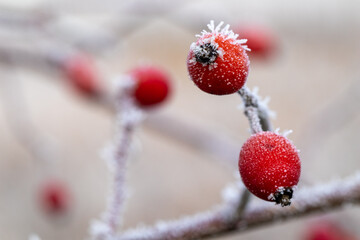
[115,172,360,240]
[91,77,143,240]
[116,183,246,240]
[238,86,273,133]
[232,86,274,221]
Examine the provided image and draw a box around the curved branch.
[116,172,360,240]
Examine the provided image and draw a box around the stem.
[238,86,272,132]
[91,83,143,239]
[116,172,360,240]
[231,86,274,221]
[105,110,135,233]
[233,189,250,220]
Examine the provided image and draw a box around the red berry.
[239,132,301,206]
[187,21,250,95]
[64,54,100,97]
[305,221,357,240]
[130,65,171,107]
[39,180,70,214]
[234,25,277,59]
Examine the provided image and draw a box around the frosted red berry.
[130,65,171,107]
[239,131,301,206]
[64,54,100,97]
[39,180,70,214]
[235,25,276,59]
[187,21,250,95]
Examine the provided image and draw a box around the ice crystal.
[196,20,250,51]
[189,20,250,71]
[28,234,41,240]
[90,219,115,240]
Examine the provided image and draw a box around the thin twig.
[231,86,274,222]
[238,86,273,133]
[90,77,143,240]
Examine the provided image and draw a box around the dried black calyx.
[274,187,293,207]
[195,43,218,64]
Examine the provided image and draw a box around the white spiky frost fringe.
[188,20,250,70]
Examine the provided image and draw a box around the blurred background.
[0,0,360,239]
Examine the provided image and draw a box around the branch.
[115,172,360,240]
[90,78,143,240]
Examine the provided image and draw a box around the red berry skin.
[187,21,250,95]
[235,25,276,59]
[130,66,171,107]
[305,221,357,240]
[39,180,70,214]
[64,54,100,97]
[239,132,301,204]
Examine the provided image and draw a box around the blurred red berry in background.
[304,220,357,240]
[64,54,100,97]
[129,65,171,108]
[39,179,71,215]
[234,24,277,59]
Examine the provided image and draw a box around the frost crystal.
[196,20,250,51]
[90,219,115,240]
[28,234,41,240]
[189,20,250,71]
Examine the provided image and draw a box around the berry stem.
[234,86,274,216]
[238,86,272,132]
[234,188,251,220]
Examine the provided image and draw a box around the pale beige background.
[0,0,360,239]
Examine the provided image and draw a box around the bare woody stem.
[105,106,136,233]
[92,82,143,240]
[116,172,360,240]
[238,86,272,133]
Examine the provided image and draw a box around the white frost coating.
[91,77,144,240]
[189,20,250,70]
[112,74,135,96]
[267,193,275,201]
[90,219,115,240]
[117,206,228,240]
[222,182,243,206]
[116,183,245,240]
[115,172,360,240]
[282,130,293,138]
[199,21,250,51]
[244,172,360,223]
[239,86,275,133]
[250,87,276,120]
[28,234,41,240]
